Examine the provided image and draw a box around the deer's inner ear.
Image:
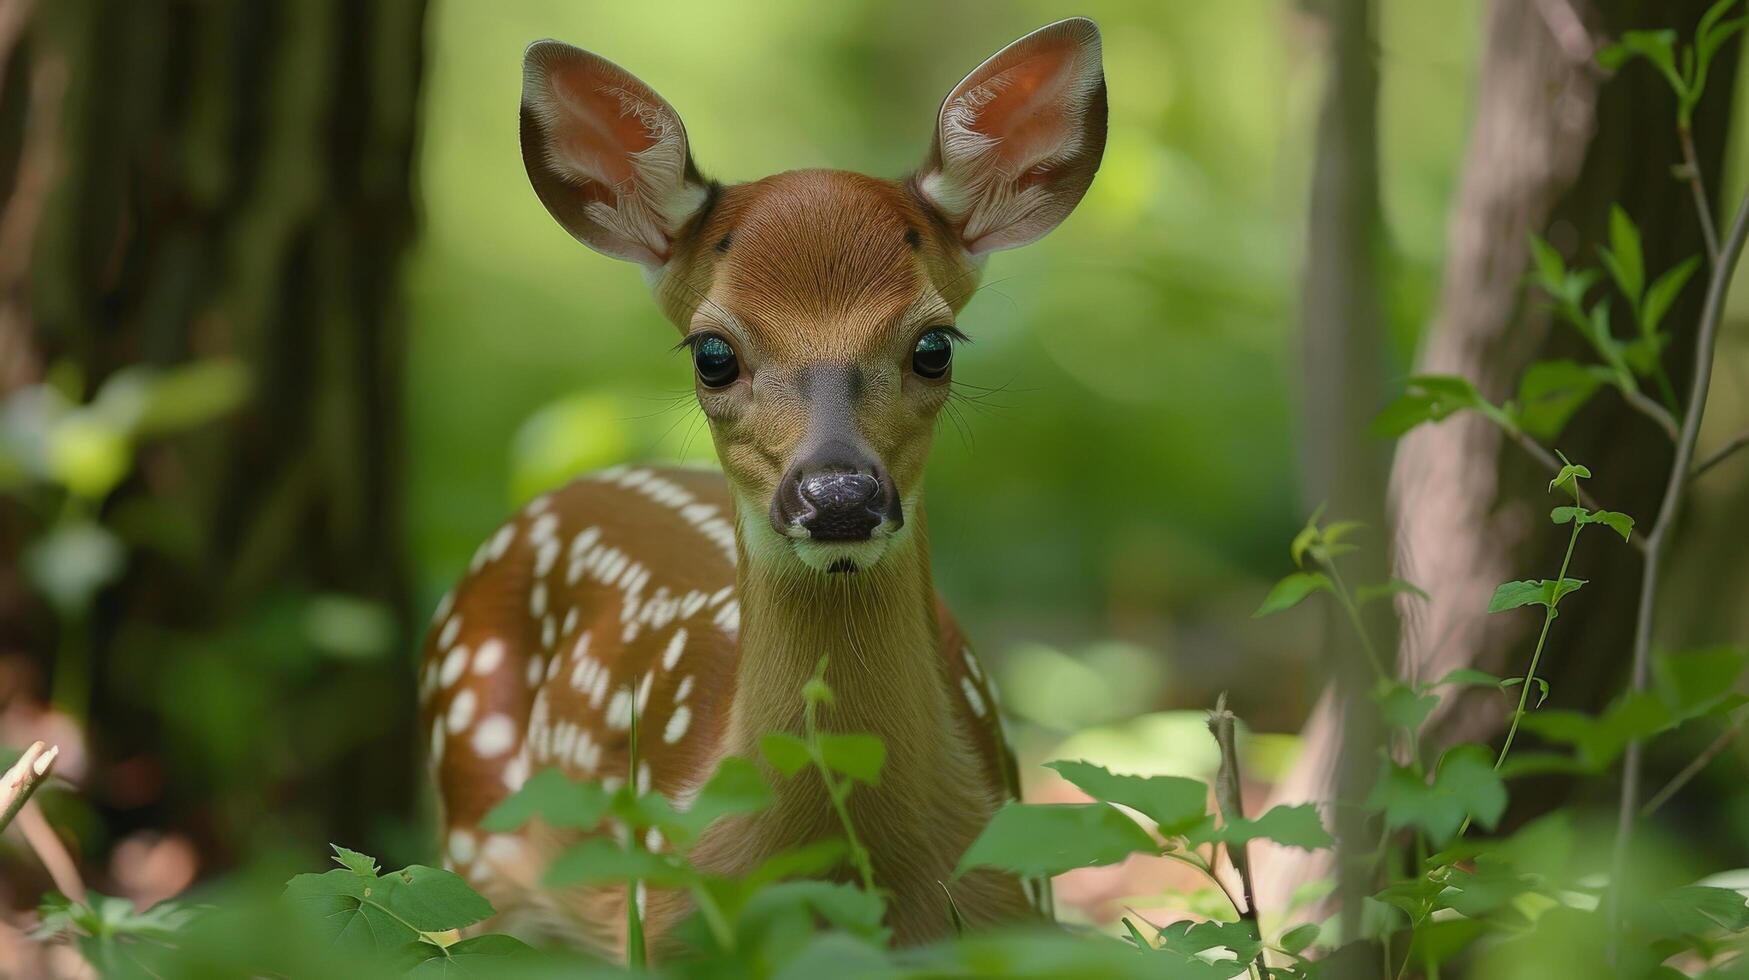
[917,18,1108,256]
[521,40,710,269]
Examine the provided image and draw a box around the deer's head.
[521,19,1106,575]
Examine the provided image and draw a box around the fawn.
[419,17,1106,953]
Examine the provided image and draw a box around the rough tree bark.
[1261,0,1739,910]
[0,0,427,867]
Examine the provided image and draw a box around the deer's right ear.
[917,18,1107,257]
[521,41,710,270]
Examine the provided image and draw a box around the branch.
[0,740,57,834]
[1207,694,1262,939]
[1503,427,1649,554]
[17,799,84,902]
[1610,181,1749,936]
[1692,429,1749,479]
[1640,715,1741,819]
[1678,125,1722,267]
[1618,385,1682,441]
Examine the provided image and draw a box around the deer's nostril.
[795,472,883,541]
[799,473,879,511]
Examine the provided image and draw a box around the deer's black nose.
[770,438,902,543]
[797,472,883,541]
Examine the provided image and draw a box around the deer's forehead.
[693,172,958,358]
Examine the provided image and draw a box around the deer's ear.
[521,41,710,269]
[917,18,1107,256]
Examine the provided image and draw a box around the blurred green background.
[4,0,1748,945]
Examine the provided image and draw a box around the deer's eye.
[692,334,740,387]
[912,328,954,380]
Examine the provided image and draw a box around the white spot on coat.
[503,749,529,791]
[473,638,505,675]
[664,705,692,744]
[438,615,462,650]
[448,828,477,864]
[960,676,987,718]
[446,689,477,733]
[439,645,470,687]
[473,714,517,758]
[534,538,560,577]
[661,628,688,671]
[606,689,633,731]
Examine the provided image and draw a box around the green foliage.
[1488,577,1588,614]
[1599,0,1745,126]
[1253,571,1330,617]
[957,802,1159,878]
[1045,760,1210,836]
[1186,802,1335,851]
[280,846,524,971]
[34,892,203,977]
[1367,746,1507,846]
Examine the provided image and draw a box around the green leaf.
[283,865,495,956]
[661,756,775,842]
[1375,682,1439,733]
[759,733,812,778]
[1488,578,1586,614]
[1188,803,1333,851]
[481,768,611,832]
[1550,504,1634,542]
[1653,647,1749,721]
[1641,256,1700,336]
[1586,509,1635,542]
[1045,761,1211,837]
[1548,453,1592,493]
[1356,579,1429,607]
[1159,918,1264,964]
[818,734,885,786]
[1600,206,1645,305]
[1644,884,1749,937]
[1289,518,1320,567]
[376,866,497,935]
[1598,29,1684,93]
[1696,0,1746,104]
[1365,746,1507,847]
[1529,235,1566,290]
[743,840,850,889]
[740,880,889,943]
[1521,692,1674,770]
[1280,922,1320,955]
[405,934,540,977]
[1513,360,1608,440]
[1371,375,1509,438]
[1431,667,1503,689]
[956,803,1157,878]
[544,838,694,888]
[284,869,412,955]
[133,359,252,436]
[1254,572,1331,618]
[1499,675,1551,708]
[331,845,380,878]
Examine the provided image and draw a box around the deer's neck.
[725,507,949,766]
[695,502,994,879]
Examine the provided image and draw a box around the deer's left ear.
[916,18,1107,256]
[521,40,711,270]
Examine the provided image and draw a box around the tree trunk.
[1261,0,1740,909]
[1291,0,1394,944]
[0,0,427,875]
